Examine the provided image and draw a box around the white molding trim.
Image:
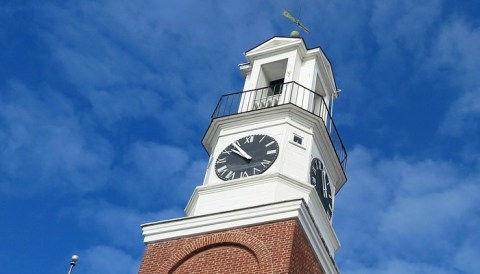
[245,38,306,61]
[186,173,310,210]
[142,199,339,274]
[297,202,340,274]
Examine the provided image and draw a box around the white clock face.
[215,134,279,181]
[310,158,333,219]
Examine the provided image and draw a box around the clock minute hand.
[230,148,249,159]
[232,143,252,160]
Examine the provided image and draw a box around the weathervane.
[282,8,310,38]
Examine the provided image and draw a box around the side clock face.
[310,158,333,219]
[215,134,279,181]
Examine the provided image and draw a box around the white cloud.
[75,201,183,249]
[40,0,275,92]
[0,79,206,205]
[370,0,442,55]
[432,18,480,88]
[343,259,452,274]
[127,142,189,179]
[378,181,478,255]
[79,245,139,274]
[0,81,112,195]
[441,88,480,135]
[315,0,446,127]
[115,141,205,205]
[85,88,166,124]
[454,242,480,274]
[39,1,267,139]
[429,18,480,135]
[335,146,480,273]
[379,158,457,194]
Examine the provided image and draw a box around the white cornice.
[144,199,304,242]
[244,38,306,62]
[142,199,340,274]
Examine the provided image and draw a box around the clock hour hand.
[231,143,252,160]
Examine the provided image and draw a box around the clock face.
[310,158,333,219]
[215,134,279,181]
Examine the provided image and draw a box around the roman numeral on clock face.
[221,150,232,155]
[261,159,271,168]
[265,141,275,147]
[217,165,228,175]
[225,171,236,179]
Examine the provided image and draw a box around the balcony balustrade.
[211,81,347,173]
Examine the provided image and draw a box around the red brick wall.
[288,223,324,274]
[138,218,325,274]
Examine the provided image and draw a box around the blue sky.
[1,1,479,273]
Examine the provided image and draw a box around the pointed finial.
[290,30,300,38]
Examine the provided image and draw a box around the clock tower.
[139,37,347,274]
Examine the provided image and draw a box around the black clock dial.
[310,158,333,219]
[215,134,279,181]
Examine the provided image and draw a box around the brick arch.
[159,231,273,274]
[172,242,258,273]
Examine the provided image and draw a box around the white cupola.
[185,36,347,257]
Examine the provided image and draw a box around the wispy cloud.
[454,242,480,273]
[0,81,113,195]
[80,245,140,274]
[115,141,206,205]
[75,201,183,249]
[336,146,480,273]
[342,259,452,274]
[370,0,442,54]
[429,18,480,136]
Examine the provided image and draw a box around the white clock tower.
[139,37,348,274]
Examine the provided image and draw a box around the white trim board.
[142,199,340,274]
